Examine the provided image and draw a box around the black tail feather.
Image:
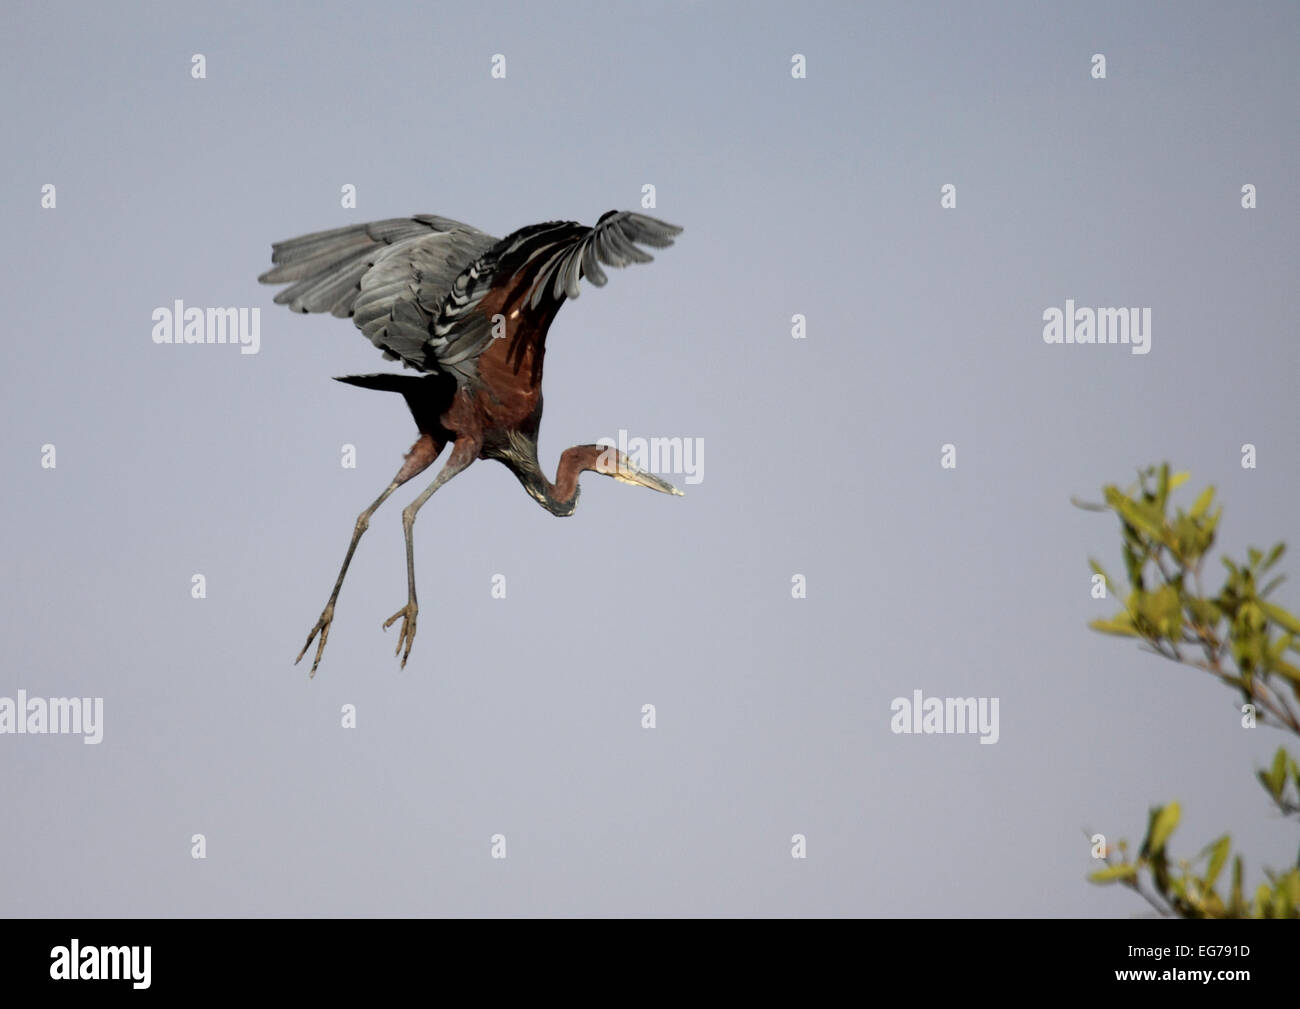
[334,373,429,393]
[334,373,456,436]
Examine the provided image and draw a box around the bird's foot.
[382,602,419,669]
[295,602,335,678]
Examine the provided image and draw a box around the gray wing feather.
[258,215,498,369]
[524,211,680,310]
[350,231,497,364]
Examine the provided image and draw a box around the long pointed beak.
[611,457,684,496]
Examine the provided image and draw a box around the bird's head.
[507,437,684,517]
[586,444,684,496]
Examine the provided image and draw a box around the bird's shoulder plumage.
[427,211,684,383]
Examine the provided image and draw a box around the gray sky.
[2,0,1298,916]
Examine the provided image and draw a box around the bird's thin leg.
[296,434,442,677]
[383,438,480,668]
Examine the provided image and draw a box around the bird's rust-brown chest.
[466,286,554,429]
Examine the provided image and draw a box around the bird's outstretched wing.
[258,215,499,370]
[428,211,683,382]
[491,210,683,311]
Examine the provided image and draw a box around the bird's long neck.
[498,431,584,516]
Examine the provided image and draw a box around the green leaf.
[1108,490,1171,547]
[1186,597,1222,630]
[1148,802,1180,852]
[1269,633,1294,662]
[1088,559,1117,593]
[1204,836,1231,890]
[1266,748,1288,797]
[1230,856,1244,914]
[1155,463,1175,513]
[1089,864,1138,883]
[1151,849,1171,893]
[1122,541,1140,586]
[1190,485,1215,518]
[1204,505,1223,543]
[1089,614,1139,636]
[1277,874,1300,917]
[1273,659,1300,685]
[1263,542,1286,572]
[1261,601,1300,636]
[1150,584,1183,637]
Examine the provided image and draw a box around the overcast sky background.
[2,0,1298,916]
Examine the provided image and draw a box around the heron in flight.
[259,210,684,675]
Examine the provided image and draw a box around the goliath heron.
[259,210,684,674]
